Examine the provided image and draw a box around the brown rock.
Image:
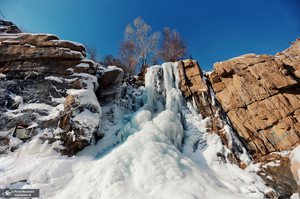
[210,38,300,198]
[0,45,84,61]
[178,59,247,168]
[255,153,298,198]
[178,59,210,116]
[212,38,300,155]
[213,61,233,77]
[178,59,207,95]
[99,67,123,85]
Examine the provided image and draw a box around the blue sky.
[2,0,300,71]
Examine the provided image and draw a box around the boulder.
[98,66,124,105]
[178,59,212,118]
[254,153,298,198]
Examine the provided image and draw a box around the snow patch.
[76,63,90,68]
[73,109,100,127]
[45,76,63,83]
[262,161,281,169]
[0,73,6,79]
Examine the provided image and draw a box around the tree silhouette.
[85,42,99,61]
[160,27,188,62]
[118,40,139,76]
[124,16,161,74]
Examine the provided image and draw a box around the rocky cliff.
[175,38,300,197]
[210,38,300,197]
[212,45,300,155]
[0,32,101,156]
[177,59,250,169]
[1,20,300,198]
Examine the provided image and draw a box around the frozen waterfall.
[0,62,270,199]
[144,62,185,150]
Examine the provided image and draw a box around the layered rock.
[211,39,300,155]
[177,59,249,169]
[211,38,300,197]
[0,33,100,156]
[178,60,214,118]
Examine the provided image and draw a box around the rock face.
[177,59,249,169]
[177,39,300,197]
[178,60,213,118]
[210,38,300,197]
[0,33,100,156]
[211,39,300,155]
[97,66,124,105]
[255,152,297,198]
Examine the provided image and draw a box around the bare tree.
[160,27,188,62]
[85,42,99,61]
[124,16,161,74]
[118,40,139,76]
[151,46,161,66]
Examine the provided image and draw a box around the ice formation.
[0,62,271,198]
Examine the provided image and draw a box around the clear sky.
[2,0,300,71]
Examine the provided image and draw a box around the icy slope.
[0,62,270,198]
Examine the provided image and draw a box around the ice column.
[145,62,184,150]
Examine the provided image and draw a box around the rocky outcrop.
[177,59,249,169]
[210,38,300,197]
[0,19,21,34]
[0,33,100,156]
[211,39,300,155]
[178,60,214,118]
[97,66,124,105]
[177,39,300,197]
[255,152,297,198]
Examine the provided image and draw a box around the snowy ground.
[0,63,271,198]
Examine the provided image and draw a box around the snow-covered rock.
[0,32,99,156]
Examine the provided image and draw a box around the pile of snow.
[73,109,100,131]
[0,62,271,198]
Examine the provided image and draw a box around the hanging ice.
[144,62,184,150]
